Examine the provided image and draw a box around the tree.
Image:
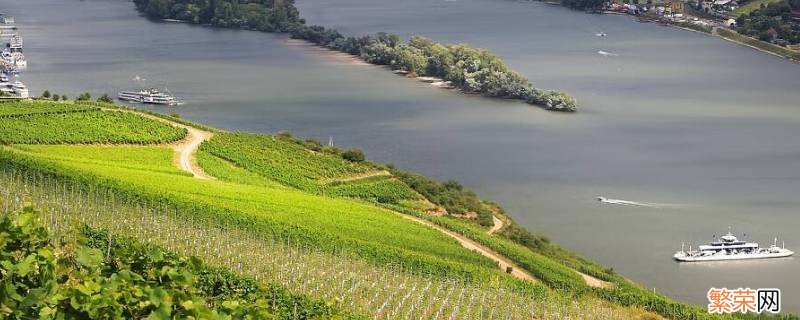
[41,90,51,99]
[341,149,366,162]
[145,0,172,19]
[394,44,427,76]
[76,92,92,101]
[97,94,114,103]
[52,95,60,101]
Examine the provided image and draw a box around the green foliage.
[0,100,98,118]
[326,178,420,204]
[341,148,366,163]
[736,0,800,45]
[0,145,501,283]
[197,151,287,188]
[561,0,607,10]
[0,208,273,319]
[0,108,187,145]
[389,168,493,225]
[133,0,302,32]
[289,30,577,111]
[199,133,421,206]
[76,92,92,101]
[500,223,615,282]
[97,94,114,104]
[200,132,373,191]
[0,207,363,319]
[81,228,361,320]
[426,216,588,293]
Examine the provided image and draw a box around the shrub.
[341,148,366,162]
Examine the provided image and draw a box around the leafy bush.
[341,149,366,162]
[0,207,274,319]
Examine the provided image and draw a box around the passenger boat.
[674,229,793,262]
[11,80,28,98]
[1,79,29,98]
[117,88,180,106]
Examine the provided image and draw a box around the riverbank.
[714,27,800,62]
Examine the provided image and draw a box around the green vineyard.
[0,106,186,144]
[0,100,772,319]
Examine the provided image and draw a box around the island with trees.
[131,0,577,112]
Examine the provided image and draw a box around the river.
[4,0,800,312]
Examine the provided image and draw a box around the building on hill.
[666,0,686,13]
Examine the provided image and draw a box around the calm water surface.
[4,0,800,311]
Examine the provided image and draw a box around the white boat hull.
[674,250,794,262]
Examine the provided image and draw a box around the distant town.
[581,0,800,60]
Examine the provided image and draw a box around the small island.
[132,0,578,112]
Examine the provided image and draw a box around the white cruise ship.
[118,88,180,106]
[0,78,29,98]
[674,230,793,262]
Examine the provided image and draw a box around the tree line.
[132,0,302,32]
[290,26,577,111]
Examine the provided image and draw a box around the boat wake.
[596,196,681,208]
[597,50,619,57]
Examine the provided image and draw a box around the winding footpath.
[171,125,214,179]
[123,108,608,287]
[111,108,214,179]
[488,215,504,235]
[393,213,538,282]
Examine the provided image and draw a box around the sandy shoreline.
[284,38,462,90]
[284,38,373,66]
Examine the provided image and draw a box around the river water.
[4,0,800,312]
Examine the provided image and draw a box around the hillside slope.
[0,100,778,319]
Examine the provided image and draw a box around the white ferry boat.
[674,230,793,262]
[118,88,180,106]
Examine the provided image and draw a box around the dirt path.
[487,215,504,235]
[394,213,537,282]
[580,273,608,288]
[322,170,392,184]
[171,126,213,179]
[106,108,214,179]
